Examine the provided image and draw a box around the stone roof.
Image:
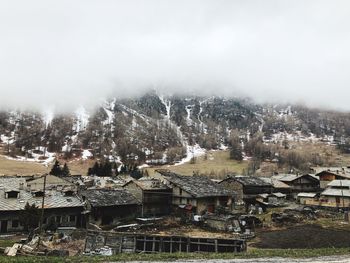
[224,175,272,187]
[0,189,83,211]
[297,192,317,198]
[273,174,319,182]
[156,171,233,198]
[260,177,291,189]
[316,170,350,180]
[127,178,170,191]
[321,189,350,198]
[81,189,140,207]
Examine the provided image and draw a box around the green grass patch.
[146,150,248,178]
[0,248,350,262]
[0,239,17,248]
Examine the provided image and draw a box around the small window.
[69,215,76,222]
[56,216,61,223]
[179,189,182,195]
[7,191,19,198]
[33,191,44,197]
[12,220,19,228]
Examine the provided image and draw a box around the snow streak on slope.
[185,105,194,126]
[159,95,171,120]
[42,109,54,128]
[119,104,151,124]
[74,106,89,132]
[103,98,116,125]
[174,144,206,166]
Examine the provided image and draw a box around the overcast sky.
[1,0,350,111]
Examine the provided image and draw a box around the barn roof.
[0,189,83,211]
[222,175,272,187]
[125,178,170,191]
[156,170,233,198]
[273,174,319,183]
[81,189,140,207]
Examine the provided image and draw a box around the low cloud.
[1,0,350,111]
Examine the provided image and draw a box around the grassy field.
[0,248,349,262]
[0,150,246,177]
[145,150,249,178]
[1,142,350,177]
[0,156,48,175]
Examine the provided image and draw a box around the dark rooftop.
[156,170,234,198]
[221,175,272,187]
[81,189,140,207]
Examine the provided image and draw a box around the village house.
[80,189,141,226]
[0,177,84,233]
[314,169,350,189]
[319,180,350,208]
[272,174,320,195]
[297,192,318,205]
[123,178,172,217]
[153,170,235,215]
[218,176,273,204]
[260,177,292,195]
[256,192,286,206]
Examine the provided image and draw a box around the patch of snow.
[2,147,55,166]
[219,144,228,150]
[61,144,72,152]
[138,164,150,169]
[82,149,93,160]
[103,98,116,125]
[42,108,54,128]
[74,106,89,132]
[119,104,150,124]
[159,95,171,120]
[174,144,206,166]
[198,100,208,133]
[0,134,15,145]
[185,105,194,126]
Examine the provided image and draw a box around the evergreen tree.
[50,160,62,176]
[88,161,100,176]
[230,141,243,161]
[62,163,70,177]
[130,165,142,179]
[102,160,112,177]
[18,203,40,231]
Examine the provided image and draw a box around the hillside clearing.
[145,150,248,178]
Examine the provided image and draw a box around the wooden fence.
[85,230,246,254]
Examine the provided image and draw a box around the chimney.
[19,182,24,190]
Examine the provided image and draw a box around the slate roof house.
[273,174,320,194]
[123,178,172,217]
[0,176,84,233]
[314,169,350,189]
[219,176,273,204]
[80,189,141,225]
[319,180,350,208]
[260,177,291,194]
[153,170,234,215]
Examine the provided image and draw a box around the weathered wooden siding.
[85,230,246,254]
